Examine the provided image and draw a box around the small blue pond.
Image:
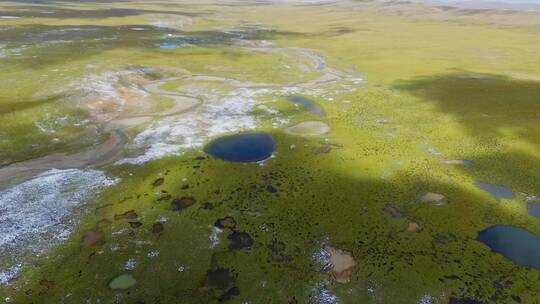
[477,225,540,269]
[475,181,514,201]
[204,133,275,163]
[528,202,540,218]
[159,43,181,49]
[288,95,326,116]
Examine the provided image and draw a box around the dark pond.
[475,181,514,201]
[204,133,275,163]
[477,225,540,269]
[205,268,234,290]
[288,95,326,116]
[228,231,254,250]
[528,202,540,218]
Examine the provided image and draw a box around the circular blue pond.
[204,133,275,163]
[477,225,540,269]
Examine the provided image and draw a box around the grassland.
[0,1,539,303]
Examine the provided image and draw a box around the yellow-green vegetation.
[0,1,539,304]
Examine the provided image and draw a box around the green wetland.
[0,0,539,303]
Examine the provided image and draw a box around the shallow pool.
[288,95,326,116]
[528,202,540,218]
[475,181,514,201]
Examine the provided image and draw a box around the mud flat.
[284,121,330,136]
[0,130,126,187]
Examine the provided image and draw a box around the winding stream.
[0,36,360,187]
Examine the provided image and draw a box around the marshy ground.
[0,0,539,303]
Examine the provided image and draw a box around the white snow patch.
[0,168,119,249]
[125,258,136,270]
[134,240,153,247]
[351,78,363,84]
[116,84,316,164]
[147,251,160,258]
[109,243,121,252]
[309,240,340,303]
[312,282,340,304]
[156,216,169,223]
[75,69,146,101]
[149,14,192,30]
[111,228,130,236]
[117,89,269,165]
[312,247,331,268]
[0,264,21,285]
[210,226,223,248]
[418,294,435,304]
[0,168,117,283]
[116,143,183,165]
